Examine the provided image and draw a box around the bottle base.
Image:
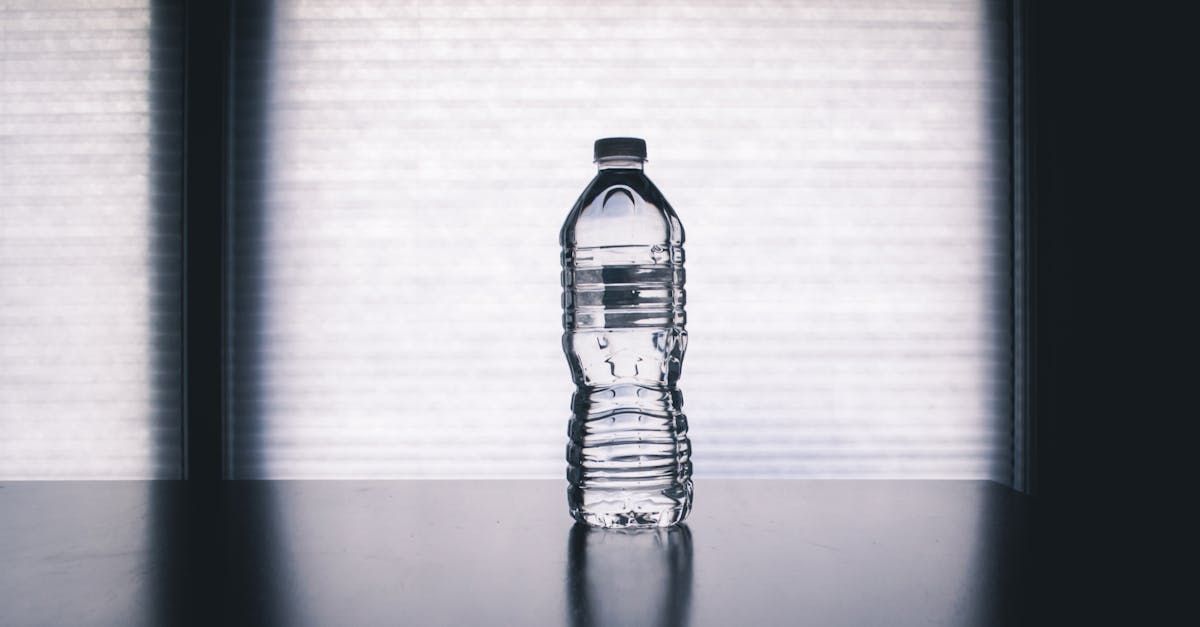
[568,483,693,529]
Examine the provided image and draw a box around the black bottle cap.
[594,137,647,161]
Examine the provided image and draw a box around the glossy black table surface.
[0,480,1029,626]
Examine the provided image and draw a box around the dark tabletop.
[0,480,1029,626]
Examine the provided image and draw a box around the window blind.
[228,0,1012,481]
[0,0,183,478]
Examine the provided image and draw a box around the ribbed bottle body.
[561,165,692,528]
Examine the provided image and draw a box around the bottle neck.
[596,157,645,171]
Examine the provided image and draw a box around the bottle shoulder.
[560,171,684,248]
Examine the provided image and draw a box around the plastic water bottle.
[561,137,692,528]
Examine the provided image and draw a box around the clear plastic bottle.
[562,137,692,528]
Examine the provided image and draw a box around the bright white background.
[228,0,1013,480]
[1,1,182,479]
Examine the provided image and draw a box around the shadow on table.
[567,524,694,627]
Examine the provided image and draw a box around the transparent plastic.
[561,153,692,528]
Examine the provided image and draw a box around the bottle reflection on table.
[566,523,694,627]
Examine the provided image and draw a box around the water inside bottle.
[561,140,692,528]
